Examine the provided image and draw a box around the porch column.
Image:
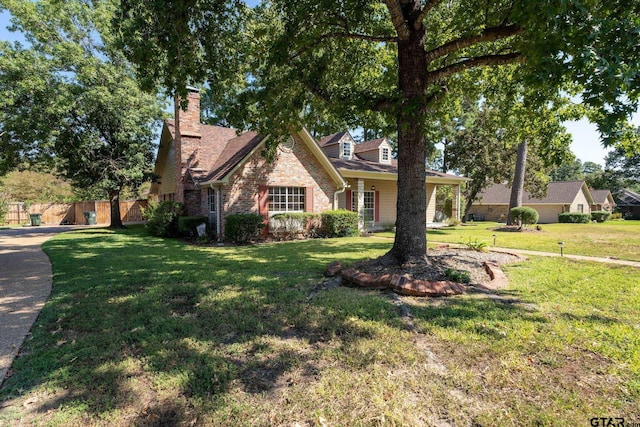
[356,178,365,231]
[452,184,461,221]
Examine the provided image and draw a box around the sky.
[1,9,637,167]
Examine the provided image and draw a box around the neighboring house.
[150,88,468,236]
[614,189,640,219]
[470,181,595,223]
[590,189,616,212]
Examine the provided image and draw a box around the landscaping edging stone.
[325,259,510,297]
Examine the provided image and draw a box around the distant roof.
[354,138,388,153]
[476,181,591,204]
[615,189,640,206]
[590,189,614,204]
[319,132,350,147]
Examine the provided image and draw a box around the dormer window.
[381,147,390,162]
[342,142,352,159]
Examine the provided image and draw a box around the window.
[269,187,305,213]
[577,204,584,213]
[208,188,216,213]
[363,191,375,222]
[381,147,390,162]
[351,191,375,222]
[342,142,351,158]
[208,188,217,227]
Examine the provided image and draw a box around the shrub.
[610,212,623,220]
[321,209,359,237]
[143,200,184,237]
[381,222,396,232]
[224,213,265,243]
[591,211,610,223]
[445,268,471,284]
[558,212,591,223]
[178,216,209,237]
[270,213,321,240]
[510,207,539,227]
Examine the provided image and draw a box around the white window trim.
[268,186,306,215]
[381,147,390,162]
[342,142,352,158]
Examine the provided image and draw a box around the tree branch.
[415,0,445,30]
[426,52,523,83]
[425,24,522,63]
[321,32,398,43]
[384,0,410,40]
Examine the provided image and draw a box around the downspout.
[216,185,222,239]
[334,184,348,209]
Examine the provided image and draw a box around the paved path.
[488,246,640,267]
[0,225,85,387]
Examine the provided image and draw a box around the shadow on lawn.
[0,228,546,424]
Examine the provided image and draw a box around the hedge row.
[225,210,359,243]
[558,212,591,223]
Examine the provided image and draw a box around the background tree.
[1,0,164,227]
[117,0,640,263]
[550,158,584,181]
[0,170,75,203]
[604,145,640,193]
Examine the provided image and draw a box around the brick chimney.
[174,87,202,204]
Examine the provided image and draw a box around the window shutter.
[258,185,269,234]
[346,189,352,211]
[375,191,380,222]
[305,186,314,212]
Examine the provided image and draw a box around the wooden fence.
[2,200,148,225]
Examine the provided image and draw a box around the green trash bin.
[83,211,97,225]
[29,213,42,226]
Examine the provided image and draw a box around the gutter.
[334,184,349,210]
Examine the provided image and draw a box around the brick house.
[469,181,595,223]
[150,88,468,236]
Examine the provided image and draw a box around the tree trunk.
[108,190,125,228]
[389,4,429,264]
[507,139,528,225]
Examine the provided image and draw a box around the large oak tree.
[118,0,640,262]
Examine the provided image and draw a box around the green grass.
[417,220,640,261]
[1,225,639,426]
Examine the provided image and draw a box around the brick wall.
[217,135,337,235]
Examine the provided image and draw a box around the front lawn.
[1,226,638,426]
[418,220,640,261]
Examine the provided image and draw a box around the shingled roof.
[200,131,264,182]
[353,138,387,153]
[165,120,238,166]
[615,189,640,206]
[590,189,614,204]
[319,132,350,147]
[330,157,465,181]
[476,181,593,204]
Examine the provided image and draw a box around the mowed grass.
[418,220,640,261]
[0,225,639,426]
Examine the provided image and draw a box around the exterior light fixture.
[371,185,375,191]
[558,241,565,257]
[493,234,497,246]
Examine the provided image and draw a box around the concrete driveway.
[0,225,87,387]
